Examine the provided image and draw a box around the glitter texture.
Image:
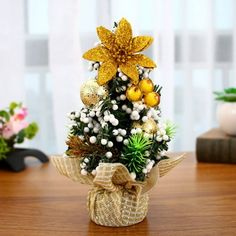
[83,18,156,85]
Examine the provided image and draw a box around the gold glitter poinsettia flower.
[83,18,156,85]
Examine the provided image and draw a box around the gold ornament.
[126,85,142,102]
[139,78,154,93]
[132,118,158,134]
[132,121,143,130]
[144,92,160,107]
[80,79,108,106]
[142,118,158,134]
[83,18,156,85]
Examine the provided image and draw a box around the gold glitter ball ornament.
[142,118,158,134]
[80,79,108,106]
[133,118,158,134]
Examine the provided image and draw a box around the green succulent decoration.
[214,88,236,102]
[121,134,152,180]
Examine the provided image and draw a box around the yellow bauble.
[126,85,142,102]
[139,78,154,93]
[142,118,158,134]
[80,79,108,106]
[144,92,160,107]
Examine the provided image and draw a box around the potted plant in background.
[0,102,49,171]
[214,88,236,136]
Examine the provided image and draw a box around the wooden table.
[0,153,236,236]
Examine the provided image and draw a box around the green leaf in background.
[224,88,236,94]
[0,110,10,121]
[15,130,25,144]
[24,122,38,139]
[165,121,177,139]
[214,87,236,102]
[9,102,21,115]
[0,137,11,160]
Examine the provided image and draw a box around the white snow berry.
[83,117,89,123]
[94,63,99,69]
[107,141,113,147]
[104,115,110,122]
[123,139,129,145]
[142,168,148,174]
[93,127,99,133]
[84,127,90,133]
[112,129,119,136]
[116,136,123,142]
[105,152,113,158]
[156,136,162,142]
[80,163,86,168]
[81,169,88,175]
[89,136,97,144]
[120,129,127,136]
[88,123,94,128]
[163,135,169,141]
[131,110,139,117]
[101,139,108,145]
[118,72,123,77]
[142,116,148,122]
[121,75,128,81]
[126,108,132,114]
[89,111,95,117]
[120,94,126,100]
[112,104,118,110]
[122,105,127,111]
[112,119,119,126]
[130,172,136,180]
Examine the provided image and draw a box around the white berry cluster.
[121,101,145,120]
[80,157,89,175]
[137,65,152,79]
[67,111,80,130]
[88,61,101,71]
[112,128,128,144]
[142,158,155,174]
[156,150,167,160]
[155,123,169,142]
[102,110,119,126]
[145,107,161,121]
[130,127,142,135]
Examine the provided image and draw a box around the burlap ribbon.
[51,154,184,226]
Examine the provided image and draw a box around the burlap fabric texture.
[52,154,184,227]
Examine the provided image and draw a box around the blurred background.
[0,0,235,154]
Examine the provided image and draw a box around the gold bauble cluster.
[80,79,108,106]
[126,78,160,107]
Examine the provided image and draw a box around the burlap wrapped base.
[88,187,148,226]
[52,154,184,227]
[87,163,150,227]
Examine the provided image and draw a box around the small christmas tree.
[52,18,184,227]
[65,18,175,181]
